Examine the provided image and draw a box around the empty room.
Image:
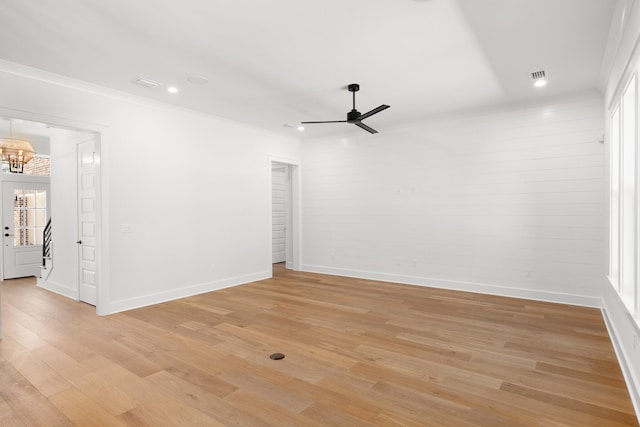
[0,0,639,425]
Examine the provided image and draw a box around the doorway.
[0,115,102,313]
[271,163,288,264]
[270,159,300,272]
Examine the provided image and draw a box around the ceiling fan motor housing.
[347,109,361,122]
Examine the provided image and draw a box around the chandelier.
[0,139,36,173]
[0,120,36,173]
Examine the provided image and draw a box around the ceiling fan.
[301,84,390,134]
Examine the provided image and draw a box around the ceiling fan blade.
[300,120,348,124]
[354,122,378,134]
[357,104,390,121]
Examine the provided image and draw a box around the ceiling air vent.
[530,70,546,80]
[133,77,160,88]
[530,70,547,87]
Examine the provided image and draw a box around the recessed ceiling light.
[167,86,179,94]
[534,79,547,88]
[297,125,305,131]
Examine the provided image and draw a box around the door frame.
[268,156,301,272]
[0,107,108,315]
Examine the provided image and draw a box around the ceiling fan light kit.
[301,83,390,134]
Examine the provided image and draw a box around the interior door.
[77,139,97,306]
[2,181,50,279]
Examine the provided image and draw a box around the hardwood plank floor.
[0,265,637,426]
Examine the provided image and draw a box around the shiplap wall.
[272,165,287,263]
[301,93,605,305]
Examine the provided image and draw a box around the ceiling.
[0,0,616,138]
[0,119,50,156]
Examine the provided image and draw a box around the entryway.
[270,158,300,273]
[2,180,50,279]
[0,116,102,312]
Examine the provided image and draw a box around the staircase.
[40,217,53,280]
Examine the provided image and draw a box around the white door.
[77,140,98,305]
[272,165,287,263]
[2,181,50,279]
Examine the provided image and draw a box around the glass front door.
[3,182,50,279]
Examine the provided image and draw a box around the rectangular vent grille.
[133,77,160,88]
[530,70,546,80]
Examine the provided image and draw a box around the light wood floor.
[0,265,638,426]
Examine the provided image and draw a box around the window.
[12,189,47,247]
[610,74,639,320]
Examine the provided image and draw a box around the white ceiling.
[0,119,50,156]
[0,0,616,138]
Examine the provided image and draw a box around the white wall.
[0,61,300,314]
[301,93,605,306]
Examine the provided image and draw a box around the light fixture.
[167,86,179,94]
[297,125,305,131]
[530,70,547,88]
[0,120,36,173]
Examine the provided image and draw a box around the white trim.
[36,278,78,300]
[601,288,640,420]
[96,131,110,316]
[105,271,270,314]
[602,311,640,418]
[607,0,640,110]
[301,264,603,308]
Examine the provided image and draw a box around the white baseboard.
[301,265,602,308]
[36,278,79,300]
[105,271,271,314]
[600,287,640,421]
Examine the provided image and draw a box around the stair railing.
[42,217,52,267]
